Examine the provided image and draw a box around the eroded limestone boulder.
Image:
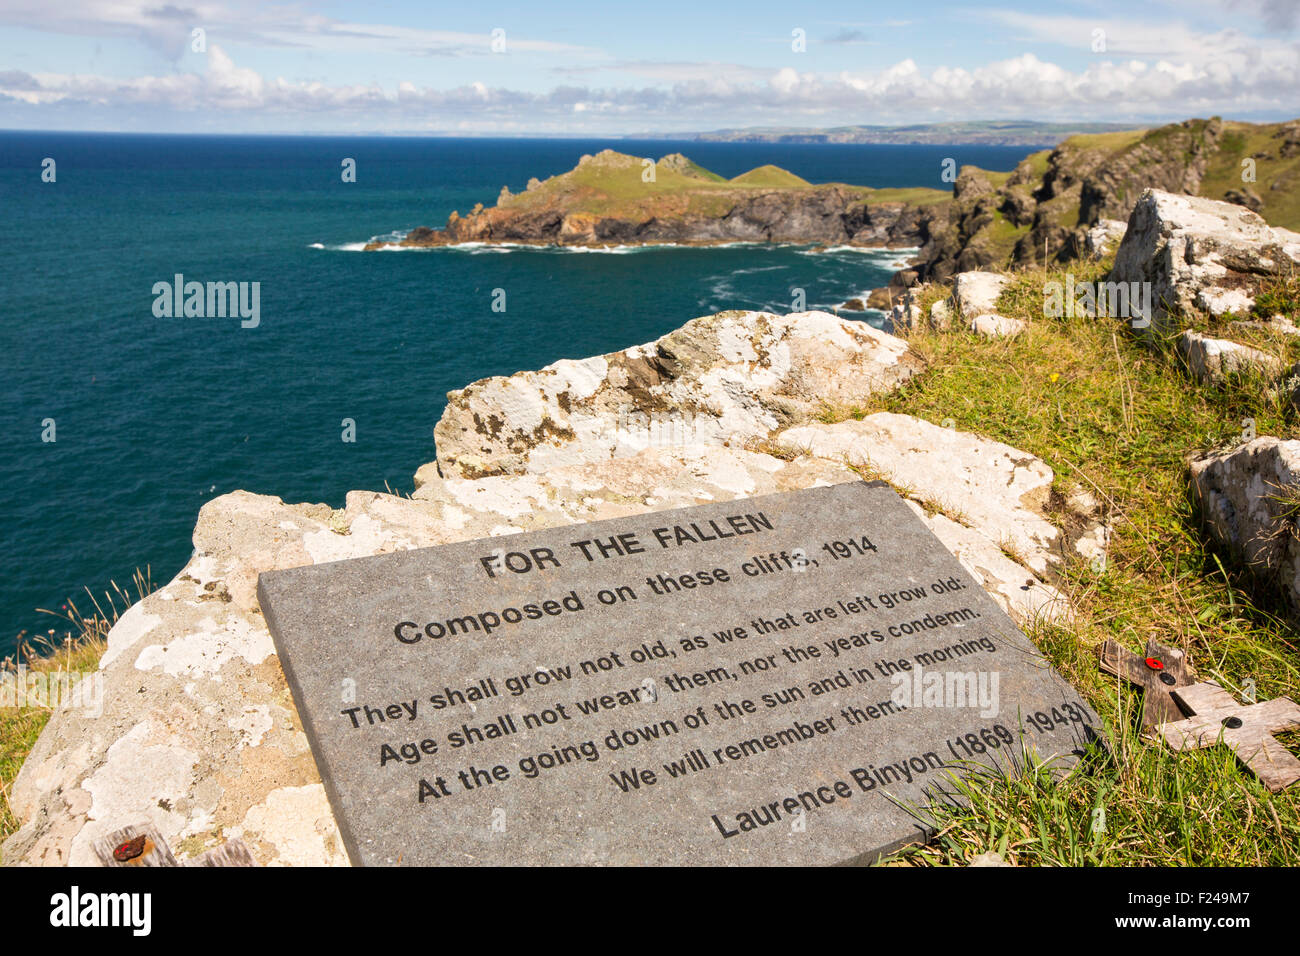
[969,313,1027,338]
[1109,190,1300,328]
[433,310,922,478]
[774,411,1102,582]
[952,272,1008,318]
[1190,437,1300,613]
[1176,330,1283,385]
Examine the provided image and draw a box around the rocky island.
[363,149,949,250]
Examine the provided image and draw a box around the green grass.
[980,169,1015,189]
[1016,148,1053,183]
[832,260,1300,865]
[1,639,105,846]
[1199,120,1300,231]
[987,208,1030,246]
[497,149,949,220]
[728,165,811,188]
[1059,128,1151,153]
[856,186,951,207]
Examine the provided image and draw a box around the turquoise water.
[0,133,1035,653]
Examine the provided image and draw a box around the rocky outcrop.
[1109,190,1300,328]
[969,314,1027,338]
[1073,118,1222,226]
[433,310,923,478]
[387,190,927,247]
[899,116,1300,289]
[952,272,1009,317]
[1190,438,1300,614]
[1176,330,1282,385]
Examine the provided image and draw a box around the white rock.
[780,413,1105,584]
[1084,219,1128,258]
[433,310,922,478]
[1175,330,1282,385]
[952,272,1008,318]
[1110,190,1300,328]
[1196,287,1255,316]
[969,313,1027,337]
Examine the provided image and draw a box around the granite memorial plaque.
[258,481,1100,866]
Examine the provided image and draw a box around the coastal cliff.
[364,149,946,250]
[897,117,1300,287]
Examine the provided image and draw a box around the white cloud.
[2,40,1296,130]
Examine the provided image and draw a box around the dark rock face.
[370,185,930,249]
[900,117,1233,287]
[1076,119,1222,225]
[1225,187,1265,213]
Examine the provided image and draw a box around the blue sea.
[0,133,1036,654]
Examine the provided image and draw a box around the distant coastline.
[625,120,1139,147]
[364,149,947,251]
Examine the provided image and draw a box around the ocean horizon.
[0,132,1036,655]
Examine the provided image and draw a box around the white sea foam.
[309,231,403,252]
[357,239,803,254]
[795,244,919,258]
[318,237,920,262]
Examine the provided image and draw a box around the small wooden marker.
[1158,682,1300,793]
[94,823,255,867]
[1099,638,1193,734]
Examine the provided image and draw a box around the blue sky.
[0,0,1296,133]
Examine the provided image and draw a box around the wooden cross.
[93,822,256,867]
[1099,638,1193,734]
[1158,682,1300,793]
